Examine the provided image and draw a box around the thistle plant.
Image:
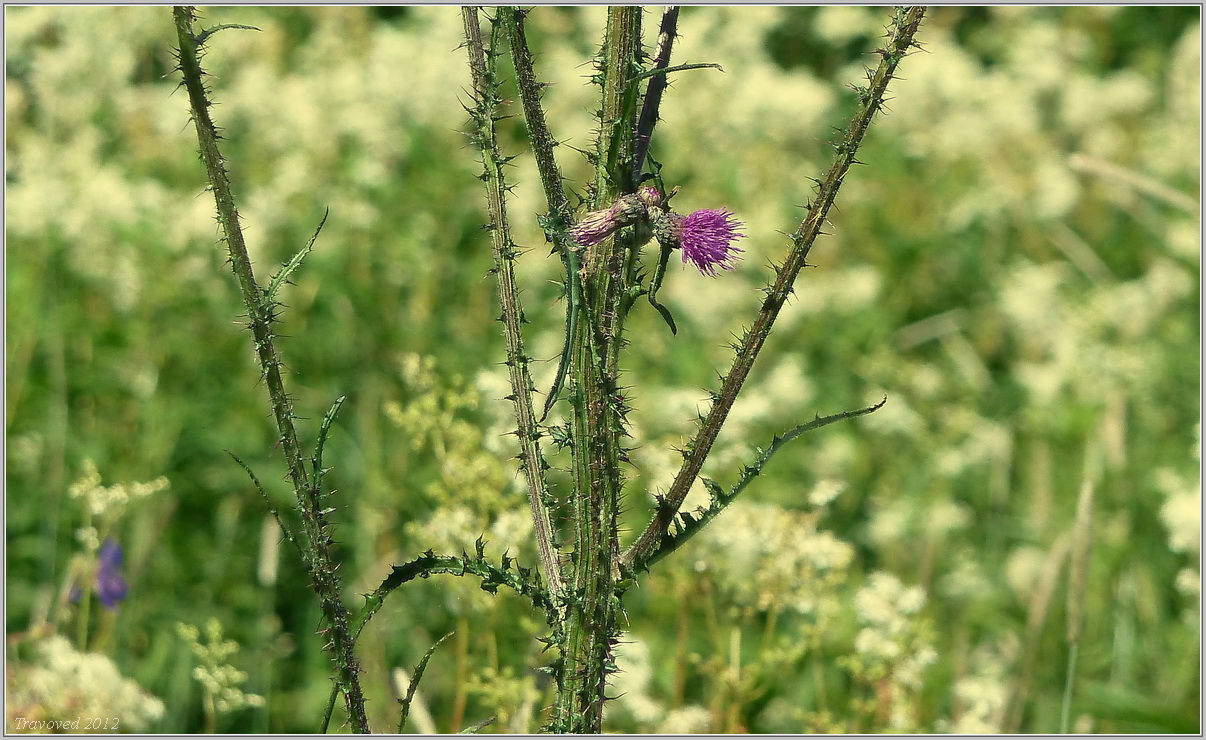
[170,5,925,733]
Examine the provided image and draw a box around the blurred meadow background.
[5,6,1200,734]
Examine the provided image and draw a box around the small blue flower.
[96,538,128,610]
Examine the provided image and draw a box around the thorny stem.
[498,7,580,426]
[640,398,888,572]
[499,8,575,232]
[462,7,564,602]
[623,6,928,573]
[550,8,644,733]
[171,7,369,732]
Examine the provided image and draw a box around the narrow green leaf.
[312,394,346,486]
[266,207,329,304]
[397,632,454,733]
[458,716,497,734]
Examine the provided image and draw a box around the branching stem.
[622,6,927,573]
[171,7,369,732]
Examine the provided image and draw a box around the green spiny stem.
[325,544,559,729]
[499,7,574,227]
[497,7,580,426]
[373,546,556,613]
[227,451,302,558]
[460,716,499,733]
[462,7,564,603]
[622,6,927,573]
[171,7,369,732]
[329,541,558,732]
[266,208,327,304]
[312,395,346,489]
[550,8,644,733]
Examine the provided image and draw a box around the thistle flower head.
[570,191,745,278]
[569,193,648,246]
[675,208,746,276]
[568,207,620,247]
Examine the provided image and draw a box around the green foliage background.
[6,6,1199,734]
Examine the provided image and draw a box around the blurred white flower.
[67,459,169,521]
[1175,568,1200,598]
[692,501,854,616]
[658,705,712,734]
[854,627,902,661]
[814,6,877,44]
[808,479,846,508]
[855,572,925,630]
[1156,468,1201,555]
[609,637,663,726]
[1005,545,1049,604]
[9,635,165,732]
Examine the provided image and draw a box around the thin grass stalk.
[1062,447,1099,732]
[1004,533,1070,732]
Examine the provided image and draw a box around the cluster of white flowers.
[464,665,541,732]
[692,501,855,617]
[389,353,527,521]
[841,572,937,730]
[882,12,1198,230]
[928,408,1013,479]
[7,635,165,732]
[999,256,1195,411]
[1156,426,1201,612]
[607,636,712,733]
[177,620,265,717]
[808,478,846,508]
[777,265,884,328]
[867,496,972,556]
[67,459,169,524]
[935,637,1016,733]
[855,572,926,634]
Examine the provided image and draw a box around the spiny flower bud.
[635,185,664,210]
[649,207,684,249]
[568,207,620,247]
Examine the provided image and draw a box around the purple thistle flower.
[96,538,128,610]
[569,207,619,247]
[676,208,746,277]
[570,193,648,247]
